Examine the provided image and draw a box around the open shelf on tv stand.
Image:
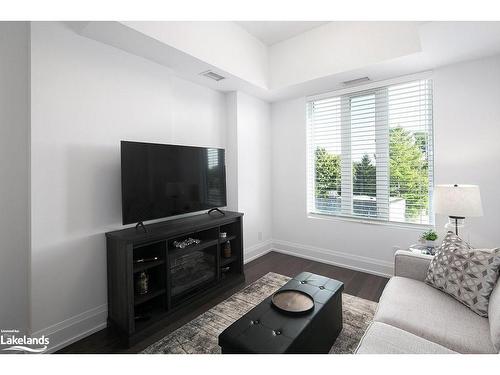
[105,210,245,347]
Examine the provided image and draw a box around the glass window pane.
[388,81,431,224]
[351,94,377,218]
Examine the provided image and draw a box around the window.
[307,78,433,225]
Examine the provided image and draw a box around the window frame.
[306,72,435,228]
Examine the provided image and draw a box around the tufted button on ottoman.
[218,272,344,354]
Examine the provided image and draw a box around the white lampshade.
[433,184,483,217]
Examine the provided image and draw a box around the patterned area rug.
[142,272,377,354]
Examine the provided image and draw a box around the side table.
[409,243,436,256]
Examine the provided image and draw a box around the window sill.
[307,212,434,231]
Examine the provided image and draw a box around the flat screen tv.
[121,141,227,225]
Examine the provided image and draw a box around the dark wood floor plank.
[57,251,389,354]
[356,274,388,301]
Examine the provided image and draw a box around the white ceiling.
[235,21,330,45]
[74,21,500,102]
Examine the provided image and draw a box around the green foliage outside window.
[314,148,341,199]
[353,154,376,197]
[314,127,429,218]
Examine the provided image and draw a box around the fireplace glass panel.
[169,246,217,298]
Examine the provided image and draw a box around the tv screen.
[121,141,227,225]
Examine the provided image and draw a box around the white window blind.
[307,78,434,225]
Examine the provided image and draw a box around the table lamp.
[433,184,483,236]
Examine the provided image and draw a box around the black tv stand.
[135,221,147,233]
[105,211,244,347]
[207,207,225,216]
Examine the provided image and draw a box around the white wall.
[432,55,500,245]
[0,22,30,333]
[30,22,227,346]
[271,55,500,276]
[234,92,272,255]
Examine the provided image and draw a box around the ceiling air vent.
[200,70,226,82]
[342,77,370,86]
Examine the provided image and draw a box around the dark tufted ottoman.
[218,272,344,354]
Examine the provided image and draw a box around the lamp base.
[445,216,465,236]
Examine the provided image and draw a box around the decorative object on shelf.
[409,244,436,256]
[135,272,149,295]
[420,229,438,248]
[134,256,159,264]
[271,290,315,315]
[223,241,232,258]
[173,237,201,249]
[220,232,227,239]
[434,184,483,236]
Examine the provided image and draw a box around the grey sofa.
[356,250,500,354]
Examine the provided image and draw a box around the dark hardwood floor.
[57,251,389,354]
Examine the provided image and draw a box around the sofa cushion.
[425,231,500,317]
[356,322,455,354]
[374,276,496,353]
[489,281,500,352]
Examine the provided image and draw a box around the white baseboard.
[271,239,393,278]
[244,239,273,263]
[31,304,107,353]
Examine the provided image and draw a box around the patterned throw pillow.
[425,231,500,317]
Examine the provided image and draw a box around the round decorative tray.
[271,290,315,314]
